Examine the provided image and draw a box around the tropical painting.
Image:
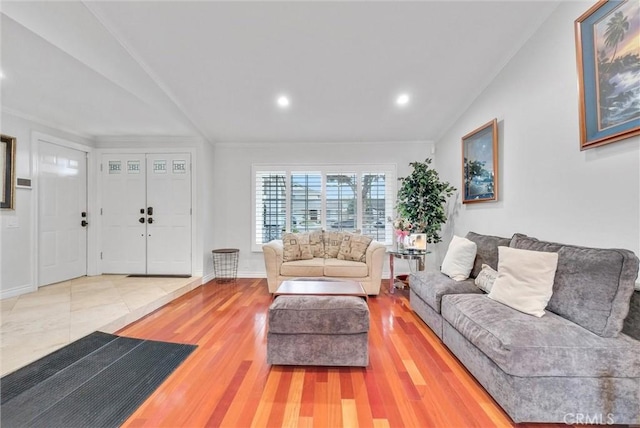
[576,0,640,149]
[594,0,639,130]
[462,119,498,204]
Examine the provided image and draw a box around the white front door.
[101,154,147,274]
[146,154,192,275]
[101,153,191,275]
[38,142,88,286]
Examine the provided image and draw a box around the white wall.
[0,112,95,297]
[210,140,433,277]
[434,2,640,265]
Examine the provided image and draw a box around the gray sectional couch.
[409,232,640,424]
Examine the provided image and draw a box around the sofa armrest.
[365,241,386,294]
[262,240,284,293]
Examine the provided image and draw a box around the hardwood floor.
[118,279,590,428]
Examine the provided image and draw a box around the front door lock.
[81,220,88,227]
[139,217,145,224]
[147,207,153,216]
[148,217,154,224]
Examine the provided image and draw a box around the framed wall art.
[1,134,16,210]
[575,0,640,150]
[462,119,498,204]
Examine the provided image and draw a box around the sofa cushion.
[269,295,369,334]
[488,246,558,317]
[337,233,372,262]
[475,264,497,293]
[323,231,345,258]
[282,232,313,262]
[409,271,481,313]
[441,235,478,281]
[324,259,368,277]
[280,258,325,277]
[441,294,640,378]
[309,230,325,258]
[511,234,640,337]
[466,232,513,278]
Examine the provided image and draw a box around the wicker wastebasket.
[212,248,239,282]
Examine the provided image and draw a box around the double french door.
[101,153,191,275]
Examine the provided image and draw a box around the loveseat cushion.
[409,271,481,313]
[510,234,640,338]
[280,258,325,277]
[465,232,513,278]
[337,233,372,262]
[309,230,325,258]
[269,295,369,334]
[324,259,368,277]
[282,232,313,261]
[441,294,640,378]
[323,231,345,258]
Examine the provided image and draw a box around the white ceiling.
[1,1,560,144]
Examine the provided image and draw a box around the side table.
[388,250,428,294]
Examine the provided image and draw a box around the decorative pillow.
[475,264,498,293]
[308,230,325,258]
[440,235,478,281]
[488,246,559,317]
[323,231,345,258]
[282,232,313,262]
[337,233,373,262]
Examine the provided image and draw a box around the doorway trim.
[31,132,97,289]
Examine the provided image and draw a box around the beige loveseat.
[262,230,386,295]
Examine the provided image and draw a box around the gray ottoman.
[267,295,370,367]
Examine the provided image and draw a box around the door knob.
[81,220,88,227]
[147,207,153,215]
[148,217,154,224]
[139,217,145,224]
[81,212,87,218]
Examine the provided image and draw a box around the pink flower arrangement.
[389,216,413,244]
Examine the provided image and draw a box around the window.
[252,164,396,250]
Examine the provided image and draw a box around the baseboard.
[1,282,36,299]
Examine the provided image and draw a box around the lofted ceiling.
[1,1,560,144]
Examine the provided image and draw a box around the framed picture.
[1,134,16,210]
[575,0,640,150]
[407,233,427,250]
[462,119,498,204]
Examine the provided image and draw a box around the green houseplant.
[396,158,456,244]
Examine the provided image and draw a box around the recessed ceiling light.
[276,95,290,108]
[396,93,410,106]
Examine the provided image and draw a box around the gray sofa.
[409,232,640,424]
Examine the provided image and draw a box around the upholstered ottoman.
[267,295,369,366]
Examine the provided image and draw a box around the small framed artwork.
[1,134,16,210]
[408,233,427,250]
[575,0,640,150]
[462,119,498,204]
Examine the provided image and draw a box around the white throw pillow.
[440,235,478,281]
[488,246,559,317]
[475,264,498,293]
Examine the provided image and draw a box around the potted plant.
[396,158,456,244]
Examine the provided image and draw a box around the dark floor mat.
[1,332,196,428]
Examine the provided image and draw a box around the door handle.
[147,207,153,215]
[139,217,145,224]
[81,212,87,218]
[140,208,145,214]
[148,217,154,224]
[81,220,88,227]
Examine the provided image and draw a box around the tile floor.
[0,274,202,376]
